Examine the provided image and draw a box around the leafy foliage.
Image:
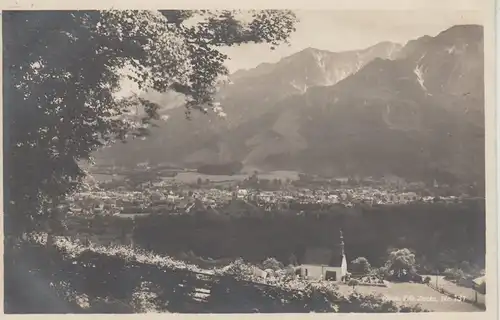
[7,234,427,313]
[350,257,371,274]
[385,248,417,281]
[370,266,389,279]
[3,10,298,238]
[443,268,466,282]
[262,257,285,271]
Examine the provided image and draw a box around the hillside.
[93,41,402,167]
[93,25,484,185]
[233,25,484,184]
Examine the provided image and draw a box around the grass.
[337,282,483,312]
[423,275,485,306]
[171,170,300,184]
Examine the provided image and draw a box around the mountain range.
[93,24,485,185]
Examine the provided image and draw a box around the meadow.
[168,170,301,184]
[337,282,482,312]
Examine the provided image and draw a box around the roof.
[302,246,343,266]
[473,276,485,286]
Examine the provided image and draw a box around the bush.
[443,268,465,281]
[370,266,389,280]
[350,257,371,275]
[399,303,429,313]
[262,257,284,271]
[423,276,431,284]
[219,258,256,280]
[340,293,393,313]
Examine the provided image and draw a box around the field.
[166,170,300,184]
[90,170,300,185]
[92,173,125,182]
[337,282,482,312]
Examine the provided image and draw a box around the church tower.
[340,229,345,256]
[340,228,348,281]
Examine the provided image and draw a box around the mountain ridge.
[93,24,484,186]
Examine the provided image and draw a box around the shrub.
[370,266,389,280]
[443,268,465,281]
[262,257,284,271]
[350,257,371,275]
[343,292,398,313]
[399,303,429,313]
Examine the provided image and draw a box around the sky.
[221,10,484,73]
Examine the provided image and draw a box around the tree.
[259,179,270,189]
[288,253,298,266]
[262,257,284,271]
[3,10,298,241]
[350,257,371,275]
[248,171,259,187]
[458,261,473,273]
[385,248,417,281]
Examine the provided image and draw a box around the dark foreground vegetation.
[4,236,428,313]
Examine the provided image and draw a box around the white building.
[295,230,348,283]
[237,189,249,198]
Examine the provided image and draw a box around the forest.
[125,200,485,272]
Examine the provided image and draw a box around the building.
[295,230,348,283]
[472,276,486,305]
[472,276,485,294]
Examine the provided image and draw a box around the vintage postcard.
[0,0,497,318]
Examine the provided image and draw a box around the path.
[191,273,215,303]
[337,282,483,312]
[424,275,485,306]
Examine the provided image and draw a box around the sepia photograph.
[1,1,496,316]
